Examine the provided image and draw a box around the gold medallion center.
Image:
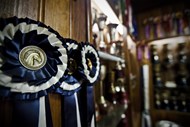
[68,58,77,75]
[87,58,93,70]
[19,46,47,70]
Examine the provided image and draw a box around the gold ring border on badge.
[19,45,47,70]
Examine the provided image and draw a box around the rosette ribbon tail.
[76,42,100,127]
[62,93,81,127]
[77,85,95,127]
[57,38,82,127]
[0,16,68,127]
[87,85,96,127]
[11,96,53,127]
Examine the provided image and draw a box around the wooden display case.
[147,35,190,127]
[133,1,190,126]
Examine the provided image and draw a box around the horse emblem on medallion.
[19,46,47,70]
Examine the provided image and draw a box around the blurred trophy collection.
[91,9,128,123]
[150,42,190,112]
[92,9,124,57]
[142,10,190,40]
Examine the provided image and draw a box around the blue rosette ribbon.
[0,16,68,127]
[55,38,81,95]
[77,42,100,84]
[0,16,101,127]
[76,42,100,127]
[56,41,100,127]
[54,38,82,127]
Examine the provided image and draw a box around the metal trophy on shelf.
[107,23,118,55]
[161,44,176,88]
[97,13,107,52]
[92,8,99,49]
[114,61,128,106]
[150,45,163,87]
[175,42,189,87]
[105,70,117,105]
[98,65,113,115]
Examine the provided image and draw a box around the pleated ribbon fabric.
[0,17,100,127]
[0,16,68,127]
[77,42,100,127]
[56,40,100,127]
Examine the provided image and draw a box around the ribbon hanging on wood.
[0,16,68,127]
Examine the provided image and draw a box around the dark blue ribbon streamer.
[77,84,96,127]
[77,86,87,127]
[11,96,53,127]
[12,98,39,127]
[45,96,53,127]
[62,94,78,127]
[87,85,95,127]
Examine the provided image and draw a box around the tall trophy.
[98,65,113,115]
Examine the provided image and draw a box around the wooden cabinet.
[136,36,190,127]
[147,36,190,127]
[133,1,190,126]
[134,36,190,127]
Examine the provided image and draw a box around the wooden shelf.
[151,109,190,126]
[146,35,190,46]
[148,35,190,126]
[98,51,125,63]
[153,109,190,115]
[154,86,190,91]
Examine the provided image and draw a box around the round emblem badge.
[19,46,47,70]
[68,58,77,75]
[87,58,93,70]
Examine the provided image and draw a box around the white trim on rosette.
[66,42,78,50]
[0,22,68,93]
[81,44,100,83]
[60,82,80,91]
